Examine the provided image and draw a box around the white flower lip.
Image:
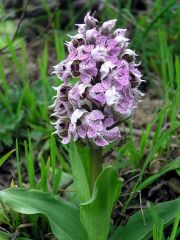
[78,83,91,96]
[86,28,98,41]
[91,46,107,62]
[105,86,121,106]
[122,49,138,57]
[71,109,87,129]
[114,35,129,44]
[100,61,116,79]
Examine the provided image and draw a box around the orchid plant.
[0,12,145,240]
[51,12,143,195]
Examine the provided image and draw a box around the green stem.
[89,144,103,193]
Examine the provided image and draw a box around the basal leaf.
[0,188,87,240]
[111,198,180,240]
[80,166,122,240]
[69,141,90,202]
[0,231,9,240]
[0,231,31,240]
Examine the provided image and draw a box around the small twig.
[139,190,146,226]
[124,173,141,185]
[120,191,138,197]
[12,0,30,42]
[1,3,59,55]
[60,179,73,190]
[59,189,76,193]
[18,223,33,229]
[57,179,74,194]
[126,204,148,210]
[0,0,29,54]
[120,127,155,138]
[0,226,9,233]
[25,4,59,48]
[123,169,141,175]
[2,3,59,20]
[11,230,20,240]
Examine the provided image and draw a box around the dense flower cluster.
[51,12,144,146]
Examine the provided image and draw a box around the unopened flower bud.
[86,28,98,42]
[76,24,88,34]
[84,12,98,28]
[113,28,127,37]
[101,19,117,34]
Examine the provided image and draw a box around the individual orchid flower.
[75,24,87,34]
[113,28,127,37]
[86,28,98,42]
[121,49,137,63]
[91,46,107,62]
[115,86,135,115]
[51,12,144,147]
[100,61,116,79]
[89,83,106,106]
[68,34,86,48]
[105,86,121,106]
[84,11,98,28]
[68,83,92,109]
[101,19,117,34]
[114,35,129,48]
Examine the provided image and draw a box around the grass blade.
[0,149,15,167]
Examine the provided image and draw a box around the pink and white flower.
[51,12,144,146]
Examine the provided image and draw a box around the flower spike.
[51,12,144,146]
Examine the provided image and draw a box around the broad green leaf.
[16,238,33,240]
[80,166,122,240]
[0,149,15,167]
[137,157,180,191]
[0,232,31,240]
[111,198,180,240]
[0,231,9,240]
[0,188,87,240]
[69,141,90,202]
[77,143,90,181]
